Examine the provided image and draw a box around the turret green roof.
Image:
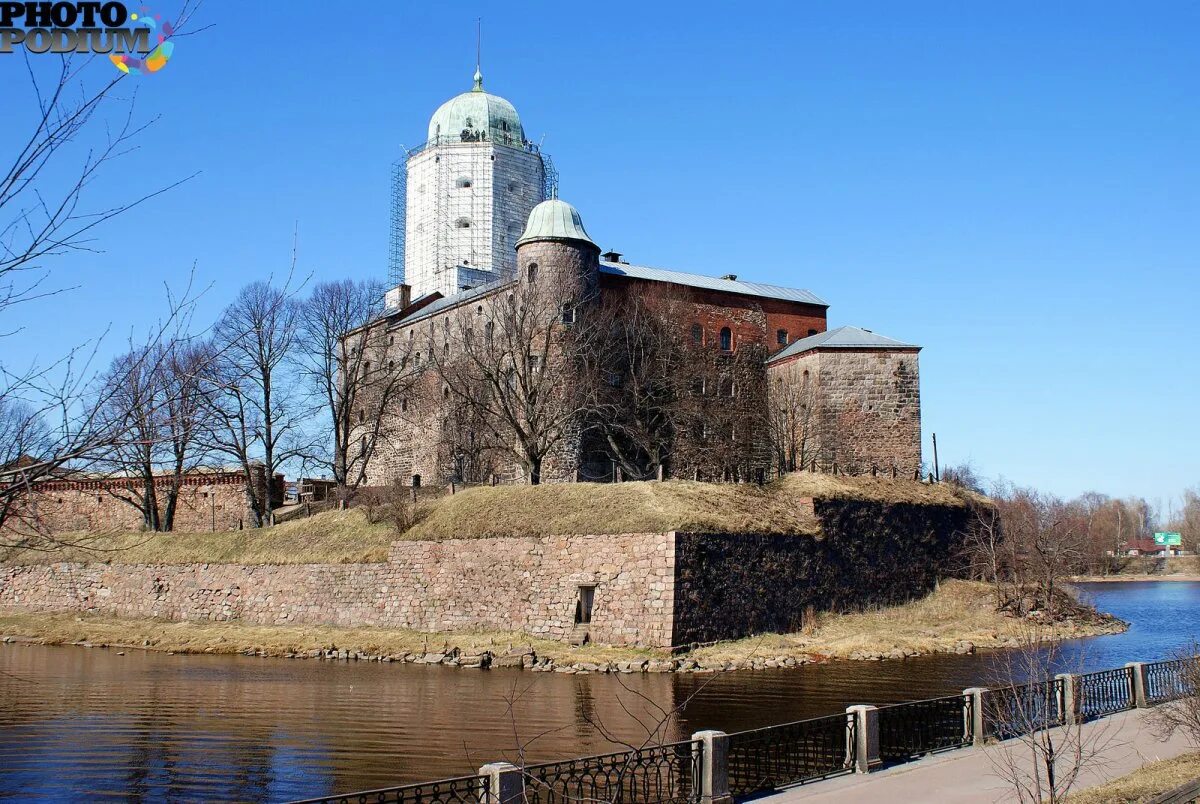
[427,70,524,146]
[517,199,597,248]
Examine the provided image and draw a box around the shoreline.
[1071,574,1200,583]
[0,581,1127,674]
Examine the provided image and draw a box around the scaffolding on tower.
[388,157,406,288]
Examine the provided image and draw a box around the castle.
[348,69,922,488]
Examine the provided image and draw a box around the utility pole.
[932,432,940,482]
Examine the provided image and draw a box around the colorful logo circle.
[109,7,175,75]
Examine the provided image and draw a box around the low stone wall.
[0,532,675,647]
[671,499,972,645]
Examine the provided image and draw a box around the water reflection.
[1,581,1195,801]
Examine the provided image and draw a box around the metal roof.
[767,325,919,363]
[390,277,514,328]
[517,199,597,247]
[600,261,827,307]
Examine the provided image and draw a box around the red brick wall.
[598,275,827,355]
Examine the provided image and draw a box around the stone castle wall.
[0,531,675,647]
[0,497,972,648]
[671,498,971,645]
[5,467,278,534]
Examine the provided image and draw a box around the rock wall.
[670,498,972,645]
[6,467,278,534]
[0,532,675,648]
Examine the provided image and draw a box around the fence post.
[691,730,732,804]
[1126,662,1149,708]
[1056,673,1078,725]
[963,687,987,746]
[846,705,880,773]
[478,762,523,804]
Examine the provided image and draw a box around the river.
[1,581,1196,801]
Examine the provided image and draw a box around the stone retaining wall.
[0,532,675,647]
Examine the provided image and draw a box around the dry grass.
[3,473,976,566]
[403,473,973,541]
[0,610,659,665]
[690,579,1124,664]
[1066,750,1200,803]
[1,509,397,566]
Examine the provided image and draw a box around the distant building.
[354,70,923,487]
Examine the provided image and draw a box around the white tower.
[401,69,547,301]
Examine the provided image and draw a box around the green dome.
[427,70,524,146]
[517,199,597,247]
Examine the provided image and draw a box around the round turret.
[515,199,600,301]
[427,70,524,146]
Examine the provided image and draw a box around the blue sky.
[2,1,1197,505]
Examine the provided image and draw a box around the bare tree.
[434,279,599,485]
[202,280,307,525]
[1145,642,1200,746]
[296,279,416,497]
[585,287,689,481]
[767,363,818,476]
[986,625,1118,803]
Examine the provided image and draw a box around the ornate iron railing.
[877,694,971,762]
[725,712,854,795]
[981,679,1062,739]
[522,740,698,804]
[289,774,489,804]
[1077,666,1133,721]
[1146,658,1195,704]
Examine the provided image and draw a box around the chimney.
[721,273,738,281]
[602,250,626,264]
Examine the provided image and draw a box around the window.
[530,354,543,372]
[357,409,365,424]
[691,323,703,345]
[389,335,394,345]
[808,329,818,337]
[575,585,596,625]
[507,181,518,193]
[363,361,371,373]
[400,398,408,412]
[360,435,367,456]
[455,218,471,229]
[477,305,483,315]
[443,386,450,400]
[485,321,494,341]
[690,377,705,396]
[444,341,450,356]
[408,330,414,340]
[719,375,734,397]
[561,303,576,325]
[527,262,538,282]
[456,177,472,189]
[777,329,788,345]
[719,327,732,351]
[414,352,422,366]
[388,359,394,371]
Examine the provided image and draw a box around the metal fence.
[290,774,489,804]
[1147,658,1195,704]
[878,694,972,763]
[1077,666,1134,721]
[981,678,1063,740]
[523,740,698,804]
[725,712,854,795]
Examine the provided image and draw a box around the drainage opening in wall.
[572,585,595,646]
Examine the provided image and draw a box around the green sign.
[1153,532,1183,546]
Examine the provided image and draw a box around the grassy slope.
[4,473,975,566]
[1067,751,1200,803]
[690,579,1125,663]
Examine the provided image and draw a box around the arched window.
[719,327,732,351]
[777,329,788,345]
[400,398,408,412]
[456,177,473,189]
[527,262,538,283]
[443,386,451,400]
[444,341,450,355]
[691,323,703,344]
[388,359,394,371]
[477,305,483,315]
[455,218,471,229]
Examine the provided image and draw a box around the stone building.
[351,71,923,487]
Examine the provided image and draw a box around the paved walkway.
[759,708,1192,803]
